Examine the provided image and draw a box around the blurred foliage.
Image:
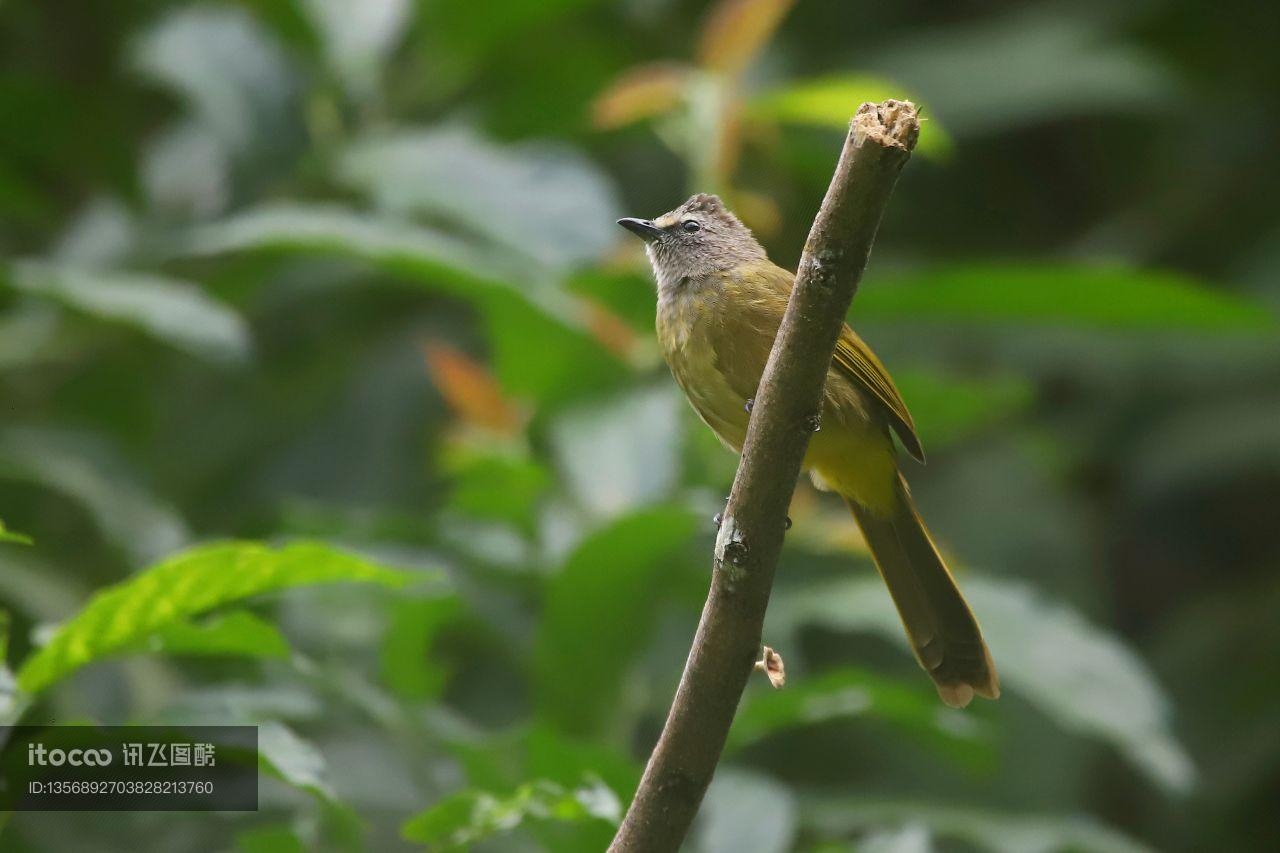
[14,541,412,697]
[0,519,32,546]
[1,0,1278,851]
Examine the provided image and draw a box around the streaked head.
[618,193,766,291]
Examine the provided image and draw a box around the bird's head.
[618,193,766,291]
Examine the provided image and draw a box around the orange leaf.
[592,62,692,130]
[422,342,522,435]
[697,0,796,77]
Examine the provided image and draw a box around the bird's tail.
[844,477,999,708]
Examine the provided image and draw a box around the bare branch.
[609,100,920,853]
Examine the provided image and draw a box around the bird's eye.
[682,220,701,233]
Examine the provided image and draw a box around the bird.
[618,192,998,708]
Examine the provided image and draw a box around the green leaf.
[857,825,934,853]
[772,576,1195,793]
[751,74,952,157]
[16,540,413,695]
[567,269,659,333]
[892,371,1032,451]
[534,506,700,736]
[380,593,463,700]
[338,127,621,271]
[865,6,1177,137]
[0,520,32,546]
[401,777,619,848]
[549,385,684,520]
[1124,397,1280,498]
[235,823,307,853]
[138,609,291,660]
[480,287,629,409]
[182,205,629,408]
[692,768,797,853]
[0,303,62,370]
[404,790,481,849]
[131,6,299,154]
[443,446,552,526]
[801,797,1152,853]
[962,579,1194,794]
[426,0,603,66]
[0,610,25,727]
[5,261,250,363]
[257,720,337,802]
[53,196,136,266]
[726,667,986,762]
[183,203,511,299]
[435,723,638,836]
[0,427,188,564]
[0,551,87,628]
[253,721,369,847]
[856,264,1275,333]
[299,0,411,99]
[525,725,640,807]
[141,119,231,218]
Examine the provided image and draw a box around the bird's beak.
[617,217,664,243]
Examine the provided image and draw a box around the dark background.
[0,0,1277,850]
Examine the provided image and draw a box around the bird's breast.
[657,286,751,452]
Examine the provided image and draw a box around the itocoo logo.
[27,743,113,766]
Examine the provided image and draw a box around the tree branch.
[609,100,921,853]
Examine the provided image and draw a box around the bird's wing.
[711,262,925,462]
[832,326,925,462]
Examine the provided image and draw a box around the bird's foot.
[713,495,731,528]
[716,512,792,532]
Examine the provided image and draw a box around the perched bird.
[618,193,998,708]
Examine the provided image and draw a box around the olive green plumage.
[619,193,998,707]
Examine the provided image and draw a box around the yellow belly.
[805,425,899,517]
[666,333,751,453]
[657,286,899,518]
[665,346,898,516]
